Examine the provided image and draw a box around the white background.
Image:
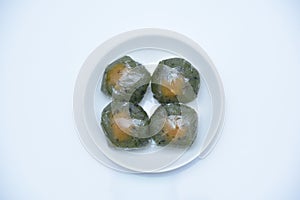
[1,0,300,200]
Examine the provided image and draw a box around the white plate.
[73,28,225,173]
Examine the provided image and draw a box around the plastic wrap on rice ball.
[151,58,200,104]
[101,56,151,103]
[150,103,198,147]
[101,101,150,149]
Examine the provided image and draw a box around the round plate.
[73,28,225,173]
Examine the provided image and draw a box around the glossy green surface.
[101,56,151,104]
[101,101,150,148]
[151,58,200,104]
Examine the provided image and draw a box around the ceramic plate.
[73,28,225,173]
